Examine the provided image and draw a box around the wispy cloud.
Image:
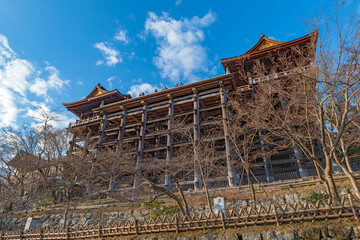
[286,32,297,37]
[268,36,279,41]
[114,30,129,44]
[106,76,117,89]
[175,0,183,6]
[145,10,217,83]
[94,42,122,66]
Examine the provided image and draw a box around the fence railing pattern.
[1,193,360,240]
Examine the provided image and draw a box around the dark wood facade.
[64,32,320,192]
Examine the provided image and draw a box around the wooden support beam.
[193,88,202,190]
[259,131,275,183]
[109,110,127,192]
[280,100,309,178]
[133,103,148,188]
[86,113,108,194]
[165,95,174,189]
[66,134,76,156]
[75,129,92,183]
[219,82,236,187]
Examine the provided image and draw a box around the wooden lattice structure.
[1,193,360,239]
[63,32,321,193]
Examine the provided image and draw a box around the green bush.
[151,205,180,218]
[302,192,329,204]
[37,192,55,207]
[141,199,163,209]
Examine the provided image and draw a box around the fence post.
[175,214,179,234]
[272,204,279,226]
[134,219,138,236]
[98,223,102,238]
[220,210,226,230]
[20,230,23,240]
[348,193,359,221]
[66,227,70,240]
[1,231,4,240]
[40,228,43,240]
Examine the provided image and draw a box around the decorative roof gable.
[85,83,109,99]
[243,34,284,55]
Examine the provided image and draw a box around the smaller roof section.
[8,150,48,173]
[220,31,318,68]
[63,83,131,118]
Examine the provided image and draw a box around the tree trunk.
[174,180,191,217]
[141,175,190,219]
[204,182,214,216]
[314,161,331,195]
[246,168,256,206]
[344,155,354,173]
[63,187,70,230]
[324,169,340,203]
[334,156,360,199]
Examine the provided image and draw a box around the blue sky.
[0,0,358,128]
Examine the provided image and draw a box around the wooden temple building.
[64,32,320,193]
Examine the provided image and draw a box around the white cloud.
[175,0,183,6]
[131,78,142,83]
[145,10,216,83]
[0,58,33,96]
[114,30,129,44]
[127,83,157,97]
[29,66,70,101]
[0,34,15,66]
[0,86,19,127]
[0,33,70,128]
[94,42,122,66]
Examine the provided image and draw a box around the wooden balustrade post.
[220,210,226,230]
[40,228,43,240]
[0,231,4,240]
[348,193,359,221]
[175,214,179,234]
[273,204,279,226]
[20,230,23,240]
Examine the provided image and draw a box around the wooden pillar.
[293,144,309,177]
[86,113,108,194]
[133,103,148,188]
[280,100,309,178]
[109,110,127,192]
[192,88,202,190]
[155,125,160,160]
[219,83,236,187]
[66,133,76,156]
[165,95,174,189]
[259,131,275,183]
[75,129,92,183]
